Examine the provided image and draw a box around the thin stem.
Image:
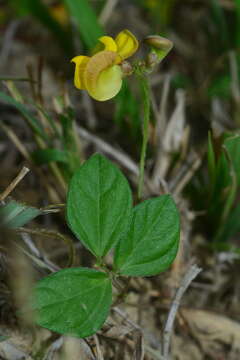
[16,227,75,268]
[0,166,30,202]
[137,74,151,199]
[162,264,202,359]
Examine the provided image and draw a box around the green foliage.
[67,153,132,258]
[0,90,81,185]
[210,0,229,49]
[234,0,240,48]
[0,92,48,142]
[0,200,42,229]
[114,196,180,276]
[208,75,231,99]
[216,203,240,243]
[223,134,240,186]
[205,133,240,242]
[140,0,177,31]
[62,0,104,49]
[58,108,81,178]
[34,153,180,337]
[34,268,112,338]
[32,148,68,165]
[172,73,192,90]
[114,80,141,136]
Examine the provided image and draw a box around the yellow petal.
[99,36,118,52]
[115,29,139,60]
[71,55,90,89]
[91,36,117,55]
[84,50,122,101]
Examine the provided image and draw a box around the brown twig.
[16,227,75,268]
[172,156,201,196]
[93,335,104,360]
[0,166,30,202]
[99,0,119,25]
[162,264,202,359]
[77,126,139,176]
[133,332,144,360]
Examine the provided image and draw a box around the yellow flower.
[71,30,138,101]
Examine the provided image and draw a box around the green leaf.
[114,195,180,277]
[67,153,132,258]
[224,134,240,186]
[0,200,42,229]
[0,92,48,142]
[32,148,68,165]
[34,268,112,338]
[59,109,80,175]
[208,75,231,98]
[213,134,240,194]
[210,0,229,49]
[63,0,104,49]
[215,203,240,242]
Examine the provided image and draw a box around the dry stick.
[16,227,75,268]
[145,345,165,360]
[133,332,144,360]
[162,264,202,359]
[82,92,97,129]
[14,241,59,272]
[172,156,201,196]
[99,0,119,25]
[93,335,104,360]
[0,19,21,64]
[229,50,240,102]
[77,126,139,176]
[77,126,157,195]
[152,75,171,186]
[113,307,142,332]
[137,75,151,199]
[0,123,32,161]
[113,307,164,360]
[0,166,29,202]
[1,123,61,203]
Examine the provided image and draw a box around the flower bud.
[145,52,158,68]
[143,35,173,62]
[120,61,133,76]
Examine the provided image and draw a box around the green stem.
[137,74,151,199]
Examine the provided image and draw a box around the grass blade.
[63,0,104,49]
[0,91,49,142]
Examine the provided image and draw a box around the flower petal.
[71,55,90,89]
[91,36,118,56]
[115,29,138,60]
[99,36,118,52]
[84,51,122,101]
